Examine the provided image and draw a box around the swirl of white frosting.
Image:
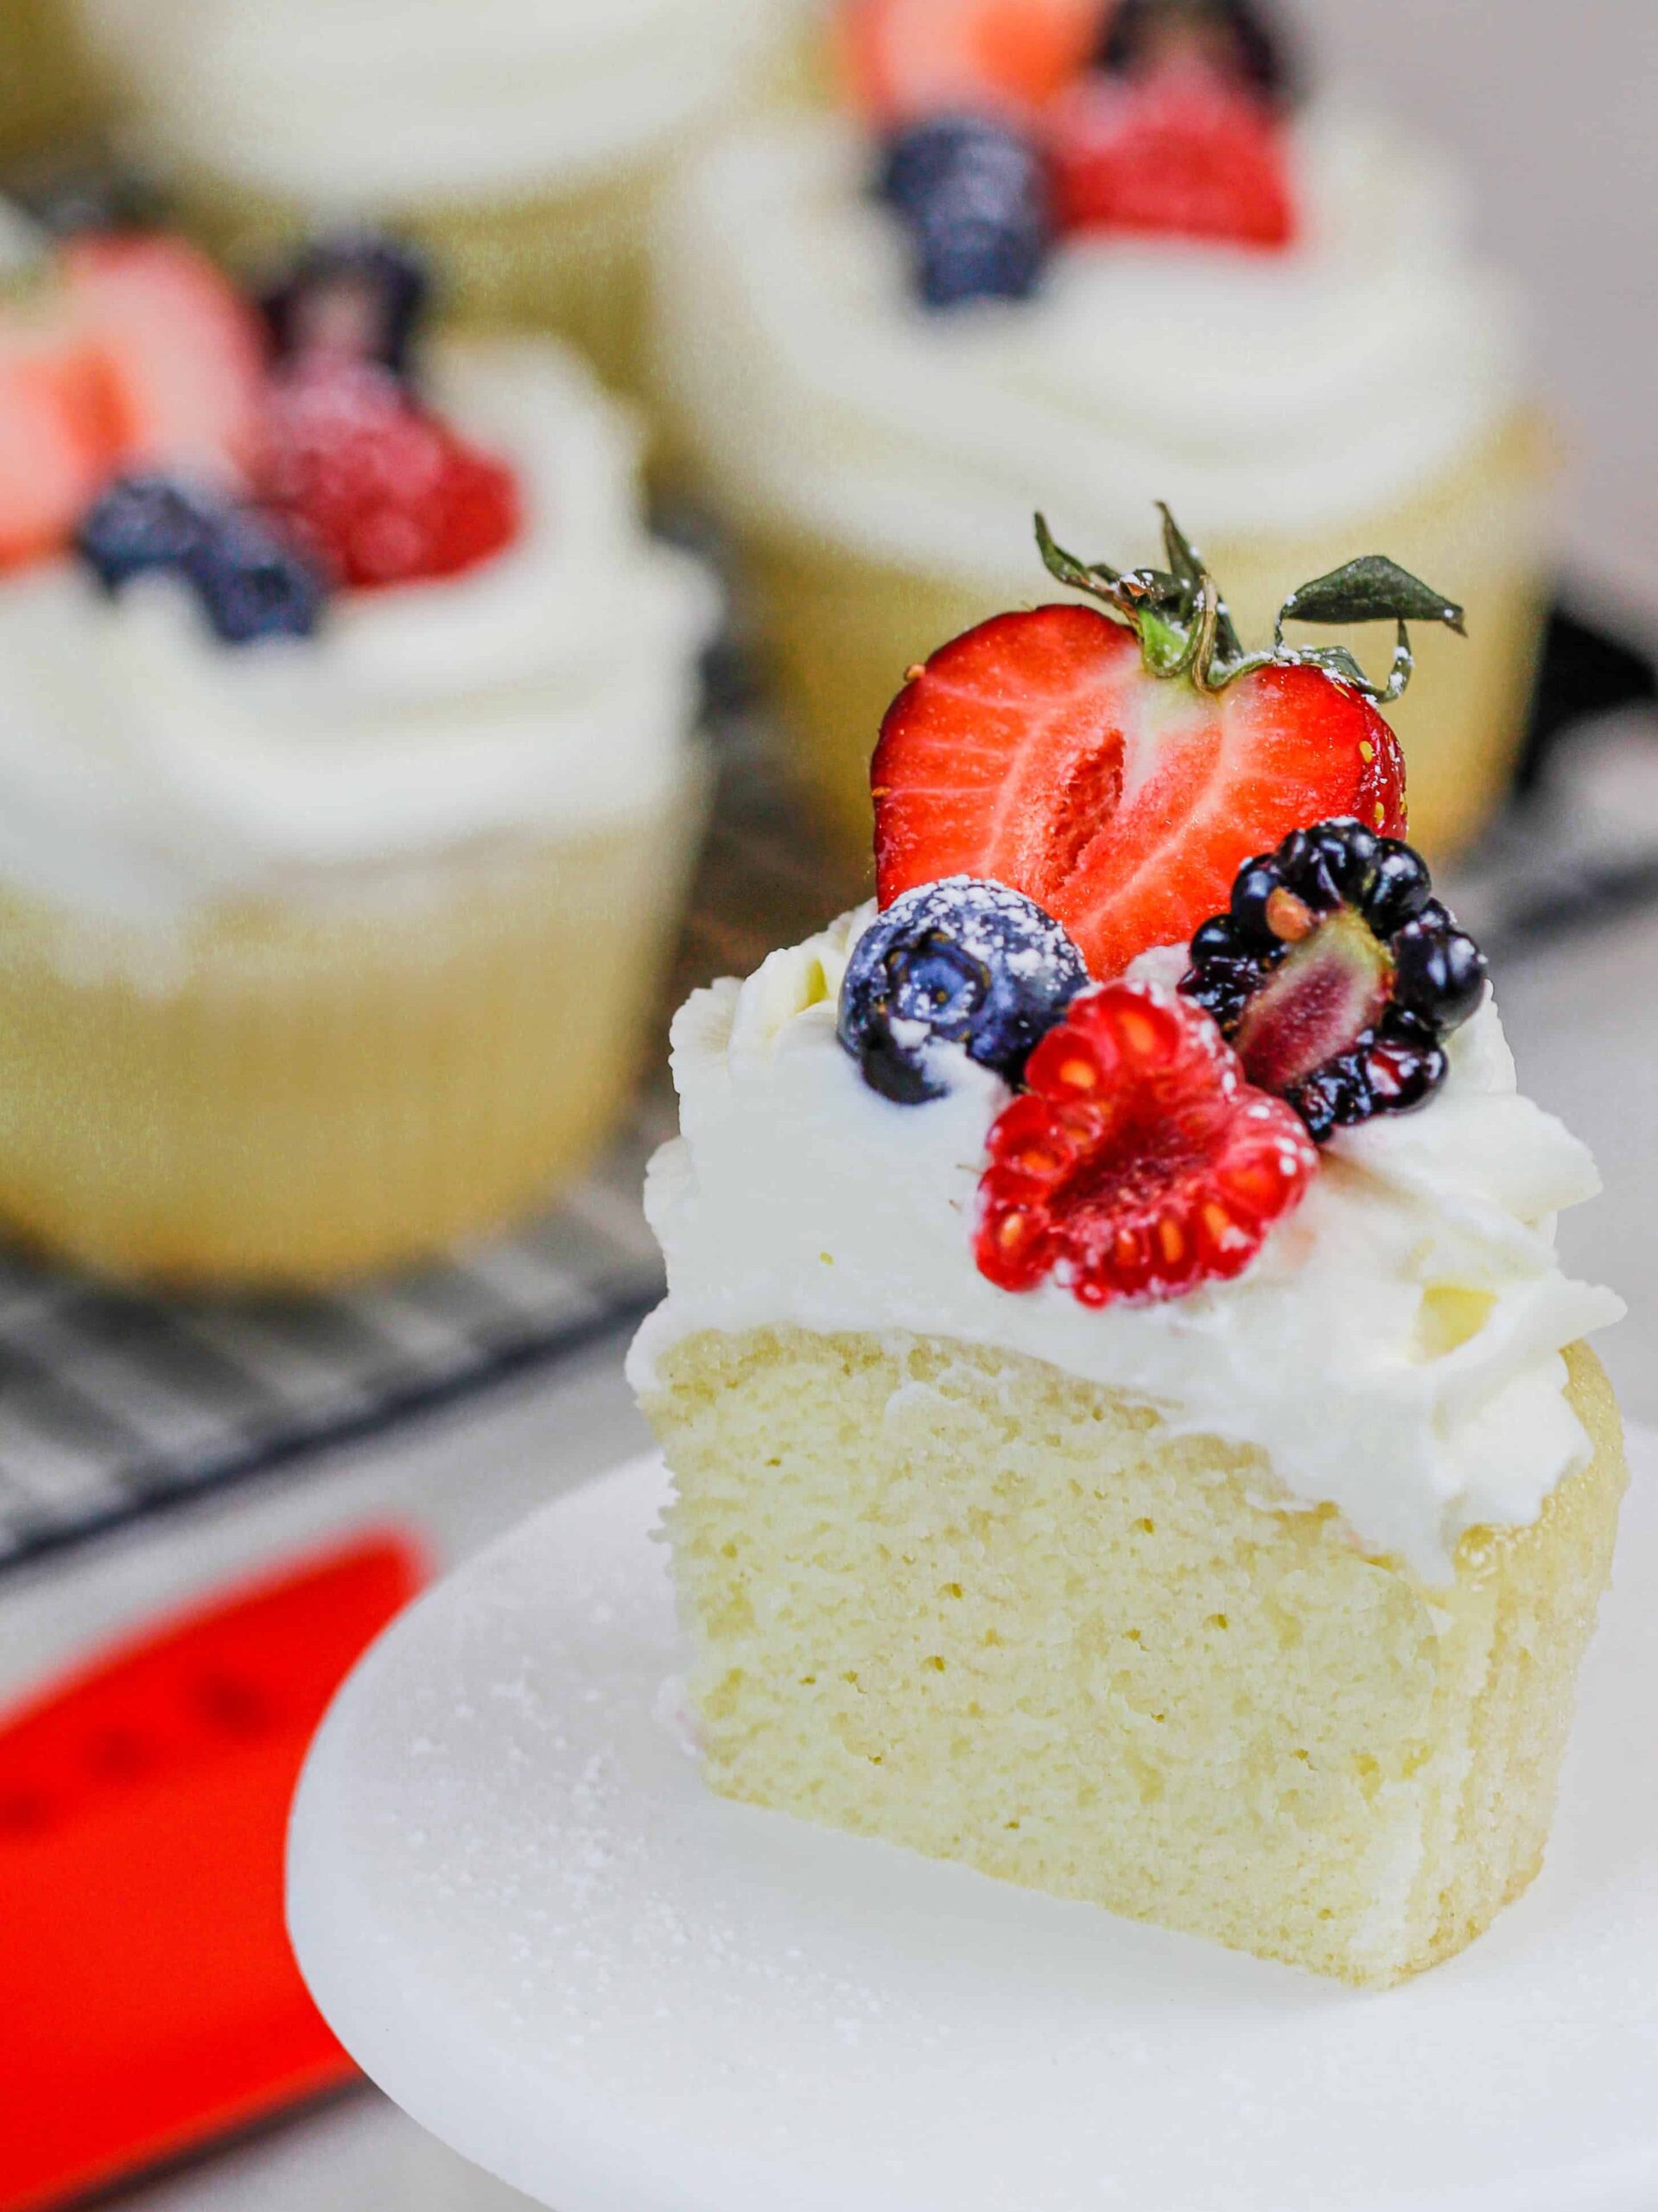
[651,107,1529,579]
[628,906,1623,1583]
[0,338,721,925]
[79,0,799,203]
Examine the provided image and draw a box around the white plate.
[289,1433,1658,2212]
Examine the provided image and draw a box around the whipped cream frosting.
[651,107,1529,580]
[0,338,720,928]
[81,0,797,203]
[629,907,1623,1584]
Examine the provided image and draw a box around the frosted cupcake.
[651,0,1549,860]
[632,518,1625,1986]
[0,223,718,1286]
[74,0,809,391]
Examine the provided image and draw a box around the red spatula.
[0,1529,429,2210]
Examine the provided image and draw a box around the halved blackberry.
[1096,0,1299,110]
[1179,818,1485,1141]
[262,230,431,383]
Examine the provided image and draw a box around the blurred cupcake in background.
[0,215,719,1287]
[73,0,810,392]
[651,0,1552,862]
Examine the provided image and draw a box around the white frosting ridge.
[81,0,798,201]
[0,338,721,925]
[651,108,1529,579]
[628,907,1623,1584]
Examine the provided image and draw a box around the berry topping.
[879,112,1053,307]
[0,320,124,568]
[73,472,327,644]
[251,358,520,590]
[874,510,1468,982]
[842,0,1103,125]
[838,875,1089,1103]
[1181,818,1488,1140]
[61,233,265,480]
[262,231,431,384]
[975,981,1316,1304]
[73,471,214,590]
[183,505,328,645]
[1045,61,1295,248]
[1096,0,1298,110]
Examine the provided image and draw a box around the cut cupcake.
[631,516,1625,1986]
[75,0,809,391]
[651,0,1550,858]
[0,211,719,1286]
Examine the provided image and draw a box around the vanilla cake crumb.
[645,1327,1626,1986]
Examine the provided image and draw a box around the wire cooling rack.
[0,1116,672,1572]
[0,597,1652,1578]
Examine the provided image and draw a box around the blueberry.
[878,115,1053,309]
[263,230,431,381]
[74,474,214,592]
[880,114,1042,215]
[184,511,328,644]
[838,877,1089,1104]
[915,203,1049,308]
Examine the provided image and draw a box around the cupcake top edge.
[76,0,801,202]
[0,214,720,925]
[649,5,1531,573]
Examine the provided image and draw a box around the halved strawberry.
[63,234,264,484]
[873,601,1406,981]
[840,0,1104,124]
[1046,61,1296,246]
[0,318,125,569]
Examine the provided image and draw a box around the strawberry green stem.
[1034,510,1466,704]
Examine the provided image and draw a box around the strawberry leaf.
[1030,512,1463,704]
[1035,512,1125,600]
[1277,556,1465,638]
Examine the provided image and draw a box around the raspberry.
[1045,62,1296,249]
[975,982,1316,1306]
[252,359,519,591]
